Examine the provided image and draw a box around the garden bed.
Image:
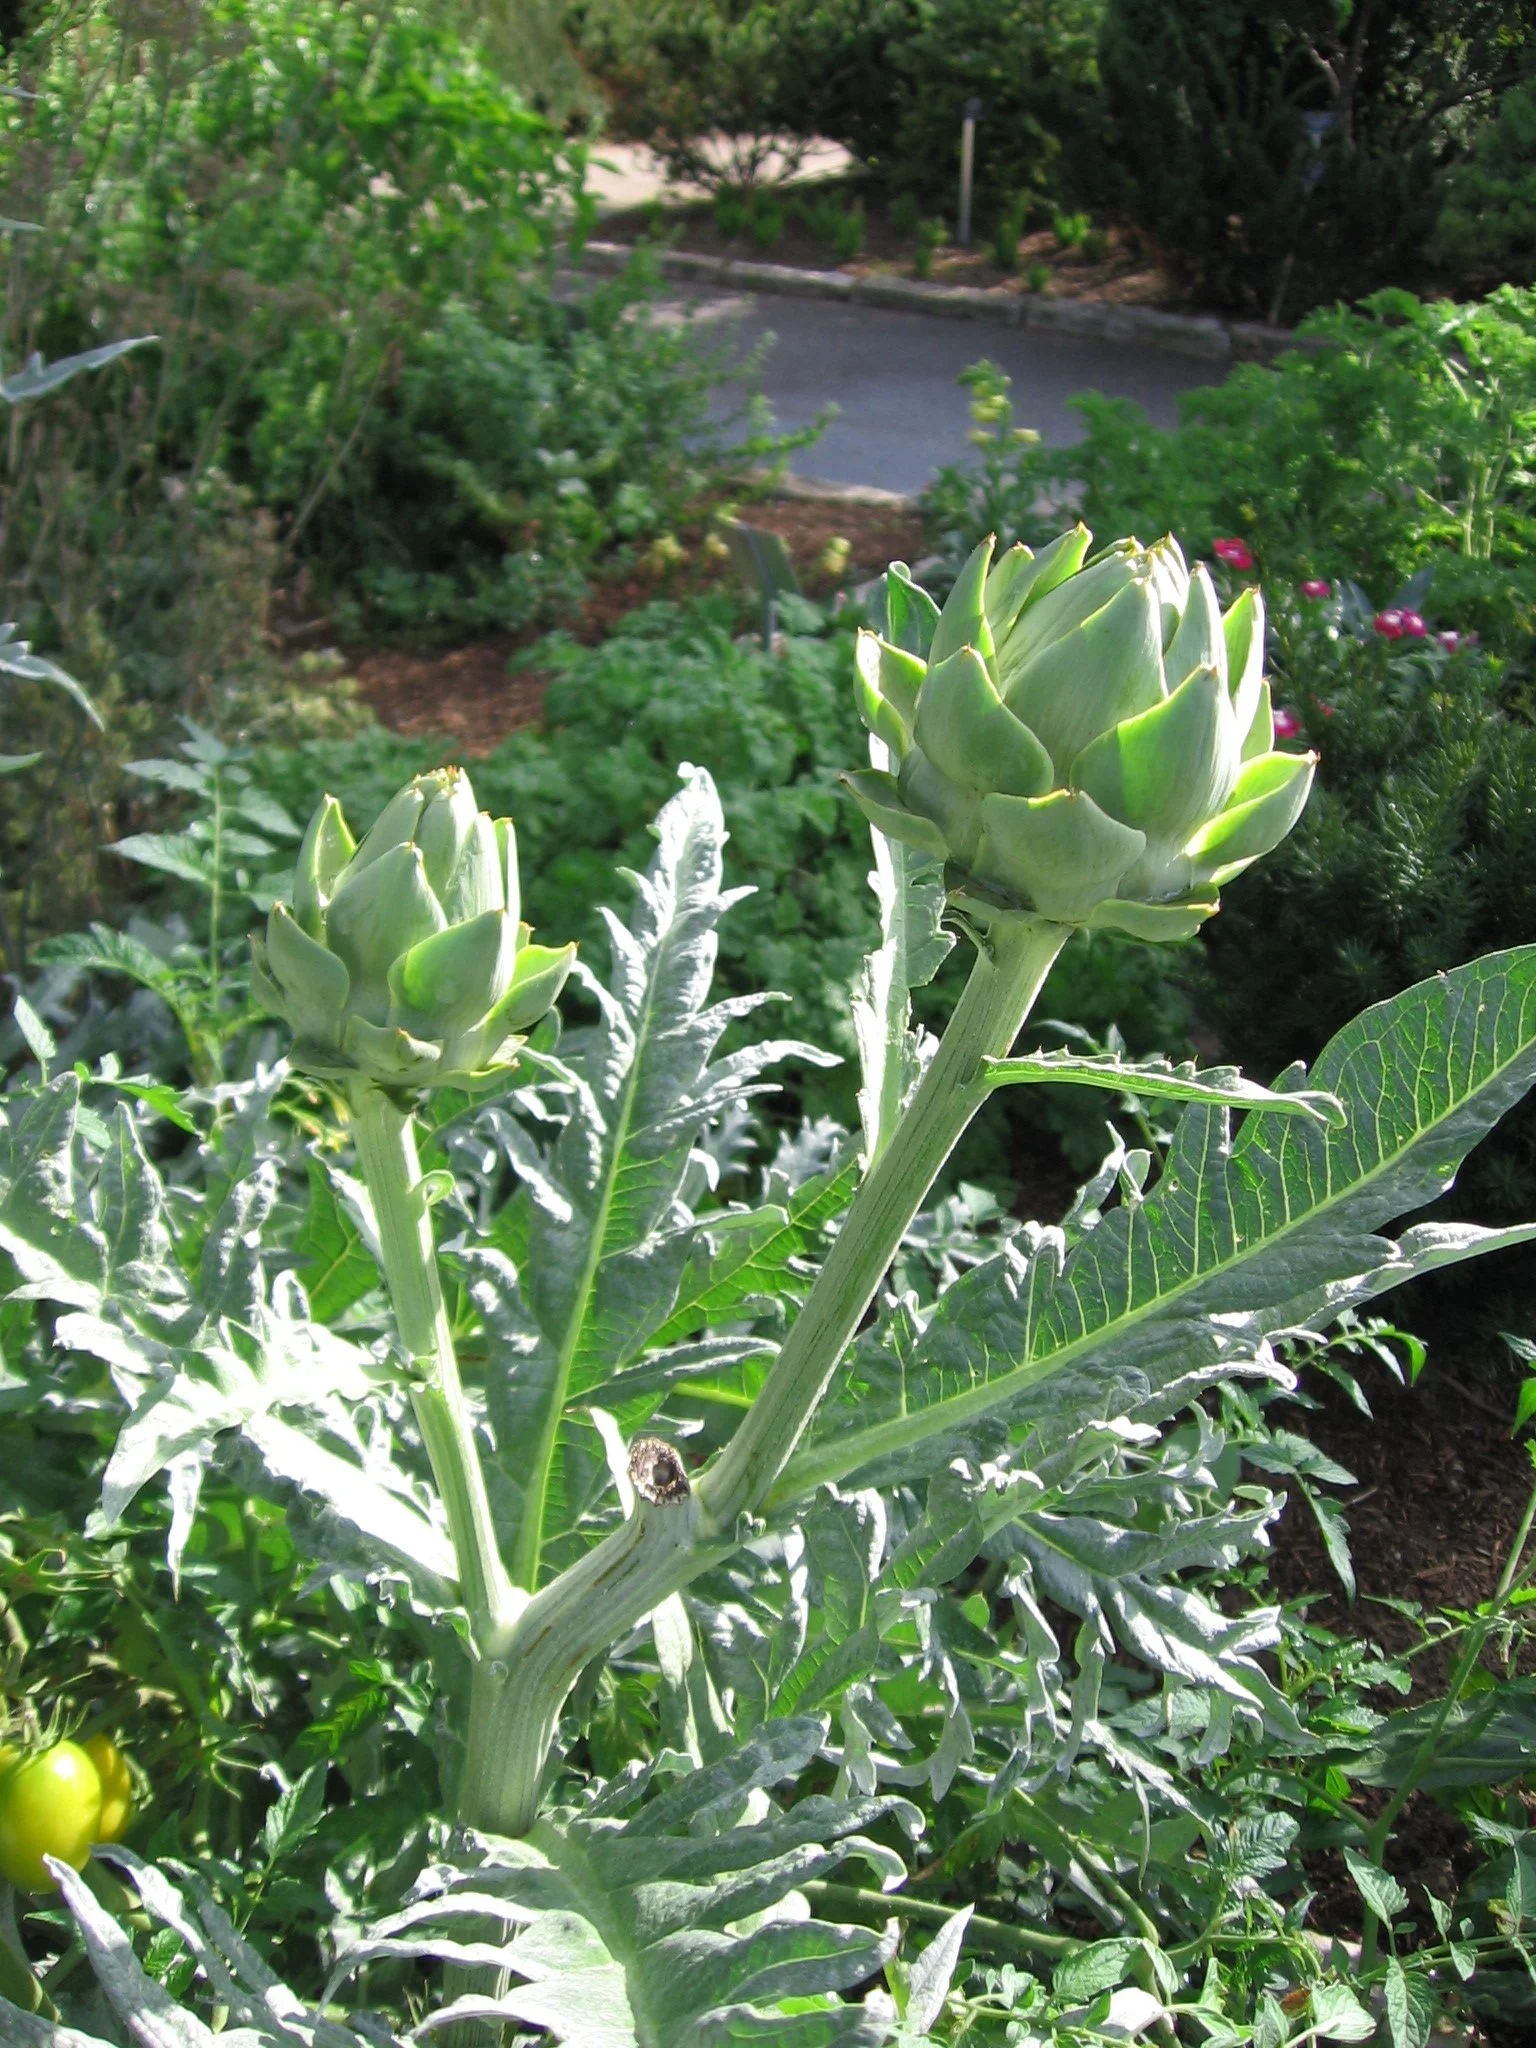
[602,184,1180,308]
[334,488,926,748]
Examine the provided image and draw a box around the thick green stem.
[802,1882,1075,1963]
[466,918,1067,1838]
[466,1497,725,1836]
[700,916,1067,1528]
[350,1084,519,1653]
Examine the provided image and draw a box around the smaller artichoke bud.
[845,527,1316,939]
[253,767,575,1093]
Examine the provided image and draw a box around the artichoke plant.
[846,527,1316,939]
[252,767,575,1091]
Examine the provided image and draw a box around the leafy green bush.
[7,747,1536,2039]
[798,186,867,261]
[912,216,946,278]
[1434,74,1536,291]
[0,0,762,976]
[574,0,1108,216]
[1197,589,1536,1249]
[799,0,1110,216]
[989,193,1027,271]
[1098,0,1531,316]
[928,293,1536,652]
[2,0,732,652]
[568,0,815,190]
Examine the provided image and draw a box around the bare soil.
[1269,1331,1534,1692]
[339,491,926,751]
[1268,1324,1535,1990]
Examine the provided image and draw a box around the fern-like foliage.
[661,952,1536,1827]
[0,1071,454,1594]
[8,1844,388,2046]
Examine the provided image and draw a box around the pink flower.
[1401,611,1427,639]
[1437,630,1460,653]
[1301,579,1331,599]
[1272,705,1303,740]
[1319,702,1336,718]
[1374,610,1405,639]
[1213,537,1254,570]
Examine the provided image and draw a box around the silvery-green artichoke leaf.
[328,1717,910,2048]
[466,767,838,1590]
[784,946,1536,1500]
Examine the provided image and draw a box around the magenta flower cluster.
[1209,538,1483,750]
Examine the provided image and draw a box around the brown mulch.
[604,188,1179,308]
[1267,1334,1534,1689]
[332,492,927,751]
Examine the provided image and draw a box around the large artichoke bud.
[845,527,1316,939]
[252,767,576,1091]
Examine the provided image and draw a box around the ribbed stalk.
[463,917,1068,1839]
[349,1084,519,1654]
[699,915,1067,1527]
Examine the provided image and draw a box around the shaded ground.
[1269,1329,1533,1688]
[1268,1322,1535,2000]
[341,492,926,750]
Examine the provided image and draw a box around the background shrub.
[797,0,1109,218]
[0,0,753,969]
[1196,604,1536,1255]
[1434,75,1536,291]
[571,0,1109,219]
[567,0,816,190]
[2,0,734,657]
[1098,0,1532,318]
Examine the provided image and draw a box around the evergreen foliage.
[795,0,1109,216]
[1435,75,1536,291]
[1098,0,1531,316]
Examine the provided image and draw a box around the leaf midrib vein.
[777,987,1536,1503]
[516,890,692,1591]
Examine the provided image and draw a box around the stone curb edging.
[764,471,921,512]
[582,239,1300,365]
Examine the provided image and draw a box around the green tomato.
[83,1734,134,1844]
[0,1741,103,1892]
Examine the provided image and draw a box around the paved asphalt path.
[667,283,1218,497]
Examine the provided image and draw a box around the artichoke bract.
[252,767,576,1091]
[846,527,1317,940]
